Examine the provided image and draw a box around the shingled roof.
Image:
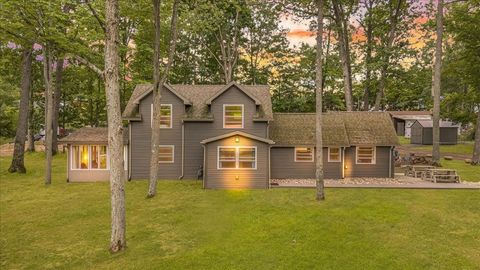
[122,83,273,121]
[60,127,129,144]
[269,112,399,147]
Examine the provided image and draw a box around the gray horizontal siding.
[183,86,268,179]
[130,88,184,179]
[270,147,342,179]
[205,136,269,189]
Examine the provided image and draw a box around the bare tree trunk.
[147,0,180,198]
[315,0,325,201]
[27,83,36,152]
[332,0,353,111]
[471,110,480,165]
[362,3,373,111]
[9,47,33,173]
[105,0,126,253]
[43,45,54,185]
[432,0,443,165]
[52,58,63,155]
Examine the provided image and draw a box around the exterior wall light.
[235,175,239,180]
[235,136,240,143]
[344,165,348,169]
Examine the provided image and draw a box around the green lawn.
[1,153,480,269]
[397,136,474,155]
[415,143,474,155]
[441,158,480,182]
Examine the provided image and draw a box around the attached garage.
[410,120,459,145]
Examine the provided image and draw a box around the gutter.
[179,122,185,179]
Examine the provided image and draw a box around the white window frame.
[151,104,173,129]
[217,146,257,170]
[294,147,314,162]
[70,145,109,171]
[328,147,341,163]
[223,104,244,129]
[355,146,376,164]
[158,145,175,163]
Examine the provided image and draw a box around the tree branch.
[73,55,104,77]
[84,0,106,33]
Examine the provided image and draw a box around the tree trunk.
[147,0,180,198]
[105,0,126,253]
[471,110,480,165]
[9,47,33,173]
[363,4,373,111]
[332,0,353,111]
[315,0,325,201]
[432,0,443,165]
[43,45,54,185]
[52,58,63,155]
[373,0,404,111]
[27,83,36,152]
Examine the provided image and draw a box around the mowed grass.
[441,158,480,182]
[397,136,474,155]
[1,153,480,269]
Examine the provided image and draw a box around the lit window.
[151,104,172,128]
[72,145,108,170]
[295,147,314,162]
[72,145,89,169]
[356,146,376,164]
[218,147,256,169]
[91,145,108,169]
[223,104,243,128]
[158,146,174,163]
[328,147,341,162]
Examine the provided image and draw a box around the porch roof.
[200,131,275,145]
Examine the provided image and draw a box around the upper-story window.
[151,104,172,128]
[223,104,244,129]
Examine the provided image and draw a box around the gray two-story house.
[61,82,399,189]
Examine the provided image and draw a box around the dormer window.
[223,104,244,129]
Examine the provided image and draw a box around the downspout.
[389,146,394,178]
[178,122,185,179]
[202,144,206,189]
[67,144,70,182]
[342,147,346,179]
[268,145,271,189]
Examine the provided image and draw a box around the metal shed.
[410,120,459,145]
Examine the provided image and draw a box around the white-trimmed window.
[151,104,172,128]
[356,146,376,164]
[218,146,256,169]
[328,147,341,162]
[158,145,174,163]
[71,145,108,170]
[295,147,314,162]
[223,104,244,128]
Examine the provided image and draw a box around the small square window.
[295,147,314,162]
[356,146,376,164]
[158,146,174,163]
[328,147,341,162]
